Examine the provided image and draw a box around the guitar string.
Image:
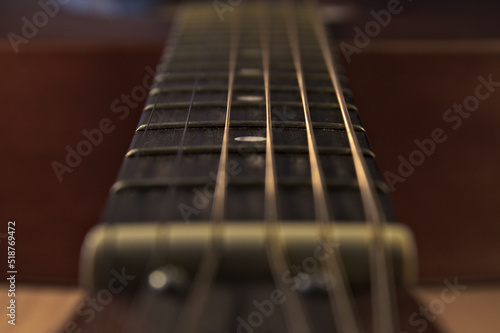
[98,5,186,330]
[308,3,399,333]
[158,8,210,221]
[115,7,204,333]
[171,10,241,333]
[120,6,216,332]
[282,1,363,333]
[259,5,314,333]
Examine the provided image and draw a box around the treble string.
[259,5,313,333]
[171,10,241,333]
[282,1,362,333]
[308,3,399,333]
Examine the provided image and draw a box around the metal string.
[259,5,314,333]
[170,10,241,333]
[282,1,363,333]
[308,3,399,333]
[118,6,206,333]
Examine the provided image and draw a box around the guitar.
[74,2,440,333]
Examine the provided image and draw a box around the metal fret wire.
[308,3,399,333]
[171,10,241,333]
[282,1,362,333]
[135,121,365,132]
[144,100,359,112]
[259,6,313,333]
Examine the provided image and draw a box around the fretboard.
[101,4,394,225]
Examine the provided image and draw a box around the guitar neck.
[79,3,421,333]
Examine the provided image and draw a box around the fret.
[143,101,359,112]
[169,43,326,54]
[160,59,334,73]
[135,121,365,132]
[137,104,361,125]
[112,178,388,193]
[162,48,344,66]
[150,85,352,95]
[155,75,351,94]
[126,145,375,157]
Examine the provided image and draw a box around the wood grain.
[0,284,84,333]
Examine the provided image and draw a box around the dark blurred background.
[0,0,499,286]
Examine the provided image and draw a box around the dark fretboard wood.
[100,4,394,224]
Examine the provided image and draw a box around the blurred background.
[0,0,499,331]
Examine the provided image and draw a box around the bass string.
[115,7,211,332]
[307,2,399,332]
[120,6,218,332]
[105,7,192,333]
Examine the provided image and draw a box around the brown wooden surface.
[0,283,85,333]
[65,285,444,333]
[1,283,499,333]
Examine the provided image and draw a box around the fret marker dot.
[237,95,264,102]
[234,136,267,142]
